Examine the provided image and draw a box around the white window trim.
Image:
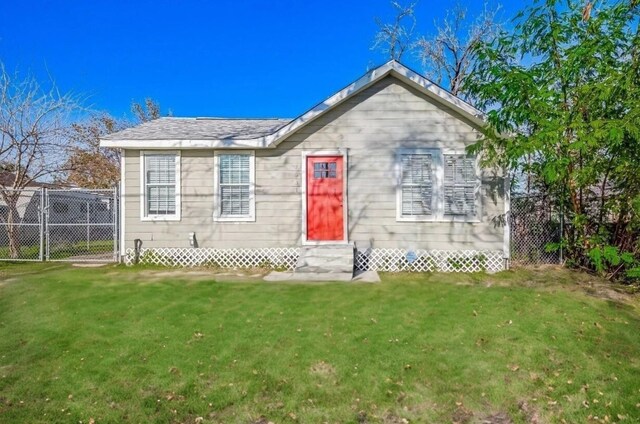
[213,150,256,222]
[140,150,181,222]
[395,148,481,223]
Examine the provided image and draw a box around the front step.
[294,245,355,281]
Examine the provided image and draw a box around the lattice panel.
[124,247,300,270]
[355,249,504,273]
[125,247,503,273]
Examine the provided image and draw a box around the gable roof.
[100,60,485,150]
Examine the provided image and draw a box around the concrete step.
[295,245,355,278]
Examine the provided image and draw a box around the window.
[444,154,477,217]
[400,154,433,216]
[313,162,337,179]
[397,149,479,221]
[141,152,180,220]
[215,152,255,221]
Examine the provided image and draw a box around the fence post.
[39,188,45,262]
[86,200,90,253]
[113,185,119,263]
[559,199,564,265]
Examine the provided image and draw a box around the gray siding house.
[101,61,509,272]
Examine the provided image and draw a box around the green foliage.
[466,0,640,281]
[588,244,640,281]
[447,253,487,271]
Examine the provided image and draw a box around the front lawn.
[0,264,638,423]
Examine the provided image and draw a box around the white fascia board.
[99,138,264,149]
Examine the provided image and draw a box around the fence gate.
[45,188,118,262]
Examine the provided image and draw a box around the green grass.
[0,264,639,423]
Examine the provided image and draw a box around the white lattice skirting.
[124,247,300,270]
[124,247,504,273]
[355,249,504,273]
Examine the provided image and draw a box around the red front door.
[306,156,344,241]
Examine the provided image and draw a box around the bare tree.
[131,98,161,123]
[372,1,417,61]
[414,2,501,98]
[0,63,79,257]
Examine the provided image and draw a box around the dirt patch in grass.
[518,400,541,424]
[309,360,336,377]
[452,404,475,423]
[488,265,638,306]
[110,268,269,284]
[477,412,513,424]
[382,412,409,423]
[0,263,67,285]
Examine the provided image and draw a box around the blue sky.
[0,0,521,120]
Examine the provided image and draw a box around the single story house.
[101,61,509,272]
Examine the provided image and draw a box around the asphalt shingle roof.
[101,117,291,141]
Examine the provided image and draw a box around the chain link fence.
[0,187,564,267]
[510,194,563,266]
[0,187,118,262]
[0,189,44,261]
[45,189,118,261]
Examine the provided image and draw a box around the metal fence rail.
[0,187,118,262]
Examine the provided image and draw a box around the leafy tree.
[466,0,640,279]
[0,63,79,258]
[64,114,123,189]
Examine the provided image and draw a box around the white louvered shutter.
[146,155,176,215]
[444,154,477,217]
[401,154,433,216]
[219,154,250,216]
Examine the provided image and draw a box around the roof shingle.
[101,117,291,141]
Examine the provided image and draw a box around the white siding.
[122,76,504,250]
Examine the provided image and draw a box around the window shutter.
[444,154,477,217]
[401,154,433,216]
